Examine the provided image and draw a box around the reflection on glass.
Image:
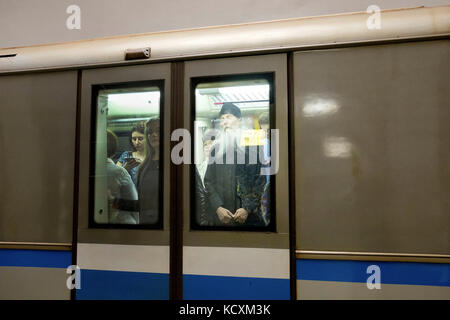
[194,78,273,228]
[323,136,352,158]
[94,86,161,226]
[303,97,339,117]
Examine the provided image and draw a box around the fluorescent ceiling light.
[218,84,269,97]
[107,91,161,116]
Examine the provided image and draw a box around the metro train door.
[181,54,291,299]
[76,63,171,299]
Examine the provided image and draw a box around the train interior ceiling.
[102,87,158,160]
[106,79,271,162]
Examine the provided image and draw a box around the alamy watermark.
[66,265,81,290]
[366,264,381,290]
[366,5,381,30]
[66,5,81,30]
[171,126,279,175]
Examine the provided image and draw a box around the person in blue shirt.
[110,118,161,225]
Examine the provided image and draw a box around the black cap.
[219,102,241,119]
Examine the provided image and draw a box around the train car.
[0,6,449,300]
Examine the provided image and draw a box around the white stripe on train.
[183,246,289,279]
[77,243,170,274]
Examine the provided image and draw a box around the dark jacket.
[137,159,160,225]
[194,167,210,226]
[204,143,265,227]
[204,161,241,226]
[114,160,160,225]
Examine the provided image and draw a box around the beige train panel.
[0,6,449,73]
[77,63,171,245]
[0,267,70,300]
[184,246,290,279]
[0,71,77,243]
[182,54,289,249]
[77,243,170,274]
[294,40,450,254]
[297,280,450,300]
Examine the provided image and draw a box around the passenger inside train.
[136,118,161,225]
[106,129,139,224]
[193,78,273,229]
[116,121,146,186]
[95,79,274,229]
[195,129,214,188]
[94,86,162,226]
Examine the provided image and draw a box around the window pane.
[93,84,162,227]
[193,76,273,229]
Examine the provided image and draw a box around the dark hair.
[129,120,146,150]
[219,102,241,119]
[107,129,118,158]
[137,117,160,184]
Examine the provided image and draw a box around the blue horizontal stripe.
[183,274,290,300]
[0,249,72,269]
[297,259,450,287]
[76,269,169,300]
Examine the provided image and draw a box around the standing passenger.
[196,129,215,187]
[106,129,139,224]
[257,112,271,226]
[117,121,146,186]
[137,118,161,225]
[195,129,217,226]
[204,102,263,226]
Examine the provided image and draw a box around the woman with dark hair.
[136,117,161,224]
[116,120,146,185]
[111,117,161,225]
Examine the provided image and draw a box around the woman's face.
[131,131,145,151]
[147,121,160,149]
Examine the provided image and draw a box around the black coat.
[204,161,241,225]
[204,144,265,227]
[137,160,160,225]
[194,167,210,226]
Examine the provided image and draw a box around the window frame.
[88,79,165,230]
[190,72,277,232]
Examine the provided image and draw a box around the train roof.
[0,6,449,74]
